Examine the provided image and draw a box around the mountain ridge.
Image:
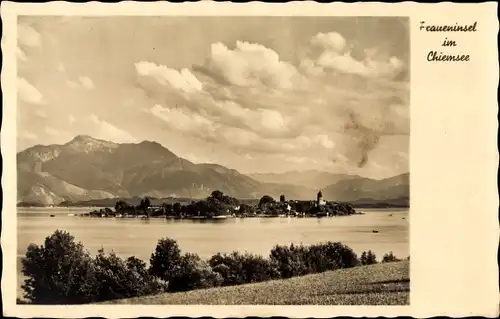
[17,135,409,205]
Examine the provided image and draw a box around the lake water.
[18,207,409,261]
[16,207,408,299]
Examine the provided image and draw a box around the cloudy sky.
[17,16,409,178]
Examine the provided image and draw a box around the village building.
[317,190,326,206]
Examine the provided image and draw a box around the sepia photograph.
[14,14,410,306]
[2,1,499,318]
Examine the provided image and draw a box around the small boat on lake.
[50,214,55,217]
[212,215,229,220]
[372,230,379,233]
[189,216,207,220]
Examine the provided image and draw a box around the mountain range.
[17,135,409,206]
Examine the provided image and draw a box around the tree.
[126,256,149,277]
[93,250,167,301]
[258,195,275,208]
[173,202,182,216]
[21,230,98,304]
[143,197,151,210]
[138,197,151,211]
[161,203,173,215]
[382,251,401,263]
[115,200,128,212]
[209,190,224,202]
[21,230,168,304]
[238,204,254,216]
[167,253,223,292]
[280,194,285,202]
[360,250,378,265]
[149,238,183,281]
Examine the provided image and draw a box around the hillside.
[103,261,409,305]
[17,135,409,206]
[249,170,361,189]
[323,173,410,203]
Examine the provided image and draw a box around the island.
[77,190,361,219]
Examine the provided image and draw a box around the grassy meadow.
[102,261,409,305]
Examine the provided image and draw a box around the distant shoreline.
[17,204,410,210]
[17,202,410,209]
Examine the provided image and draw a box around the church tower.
[317,190,323,206]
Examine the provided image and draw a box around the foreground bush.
[269,242,359,278]
[149,238,183,281]
[382,251,402,263]
[21,230,167,304]
[209,252,280,285]
[269,244,309,278]
[22,231,404,304]
[360,250,378,265]
[93,250,168,300]
[21,230,99,304]
[168,253,223,292]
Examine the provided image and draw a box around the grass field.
[103,261,409,305]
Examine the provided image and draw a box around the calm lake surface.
[16,207,408,298]
[18,207,409,260]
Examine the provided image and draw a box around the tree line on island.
[83,190,358,219]
[20,230,407,305]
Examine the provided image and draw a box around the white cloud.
[90,114,136,143]
[133,32,408,171]
[18,24,41,48]
[68,115,76,124]
[135,61,203,92]
[317,51,371,76]
[310,32,346,53]
[18,77,46,105]
[204,41,299,88]
[304,31,406,79]
[78,76,94,89]
[149,104,217,139]
[259,109,287,134]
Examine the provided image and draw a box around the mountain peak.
[65,135,118,152]
[69,135,101,143]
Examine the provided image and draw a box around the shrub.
[269,244,309,278]
[382,251,402,263]
[21,230,99,304]
[270,242,359,278]
[149,238,183,281]
[317,242,359,269]
[21,230,168,304]
[209,252,280,285]
[126,256,149,277]
[168,253,223,292]
[93,249,167,301]
[209,252,246,285]
[239,253,281,283]
[304,243,341,273]
[360,250,378,265]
